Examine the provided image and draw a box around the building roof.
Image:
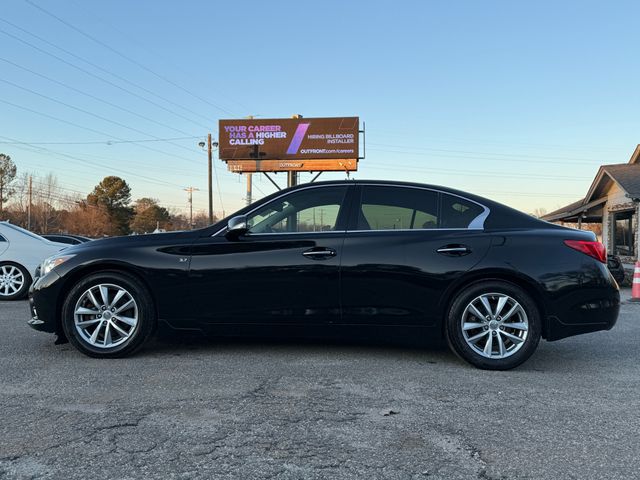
[542,199,584,220]
[601,163,640,199]
[584,163,640,204]
[541,197,606,222]
[542,146,640,223]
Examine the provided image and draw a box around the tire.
[0,262,31,301]
[61,271,156,358]
[445,280,541,370]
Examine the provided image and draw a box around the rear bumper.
[545,287,620,341]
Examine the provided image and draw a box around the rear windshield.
[1,223,47,241]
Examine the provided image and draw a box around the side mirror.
[225,215,249,240]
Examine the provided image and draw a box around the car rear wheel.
[445,281,541,370]
[61,271,155,358]
[0,262,31,300]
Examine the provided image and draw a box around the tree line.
[0,153,214,237]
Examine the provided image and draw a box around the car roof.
[269,179,497,204]
[203,179,548,233]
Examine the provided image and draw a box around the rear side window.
[440,193,485,228]
[356,186,438,230]
[0,234,6,242]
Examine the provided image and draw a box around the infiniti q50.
[28,180,619,370]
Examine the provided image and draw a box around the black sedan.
[28,180,619,369]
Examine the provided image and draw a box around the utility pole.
[184,187,199,229]
[246,173,252,206]
[27,175,32,230]
[207,133,213,224]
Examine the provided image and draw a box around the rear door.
[339,185,492,327]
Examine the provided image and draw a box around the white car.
[0,222,67,300]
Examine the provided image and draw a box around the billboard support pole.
[287,171,298,188]
[310,172,323,183]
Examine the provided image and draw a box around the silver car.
[0,222,66,300]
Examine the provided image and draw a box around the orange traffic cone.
[630,261,640,302]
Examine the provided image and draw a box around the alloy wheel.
[0,265,25,298]
[460,292,529,359]
[73,283,139,348]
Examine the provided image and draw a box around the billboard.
[226,158,358,173]
[218,117,359,161]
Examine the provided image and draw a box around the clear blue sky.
[1,0,639,216]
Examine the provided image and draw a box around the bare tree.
[0,153,17,215]
[62,199,111,237]
[34,173,60,234]
[531,207,548,219]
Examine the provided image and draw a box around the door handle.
[302,248,337,259]
[436,245,471,256]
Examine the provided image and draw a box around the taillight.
[564,239,606,263]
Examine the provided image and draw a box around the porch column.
[636,202,640,263]
[602,209,610,253]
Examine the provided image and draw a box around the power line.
[366,130,624,154]
[367,143,606,164]
[6,143,215,212]
[0,136,201,145]
[23,0,237,117]
[0,93,203,167]
[0,135,187,189]
[0,16,217,124]
[17,150,235,201]
[22,178,201,214]
[0,22,211,129]
[0,56,200,140]
[15,154,192,189]
[0,77,204,162]
[366,147,605,167]
[362,162,591,182]
[69,0,251,115]
[0,98,121,138]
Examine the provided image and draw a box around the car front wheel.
[445,281,541,370]
[0,262,31,300]
[61,271,155,358]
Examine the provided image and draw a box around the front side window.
[613,210,634,256]
[0,234,6,242]
[356,186,438,230]
[247,186,348,234]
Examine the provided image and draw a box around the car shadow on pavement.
[133,327,630,373]
[142,331,460,365]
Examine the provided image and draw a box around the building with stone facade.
[542,145,640,268]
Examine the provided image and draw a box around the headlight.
[41,254,76,276]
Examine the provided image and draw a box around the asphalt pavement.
[0,292,639,479]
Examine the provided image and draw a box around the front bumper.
[27,292,48,330]
[27,270,63,334]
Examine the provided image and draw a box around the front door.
[187,185,352,326]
